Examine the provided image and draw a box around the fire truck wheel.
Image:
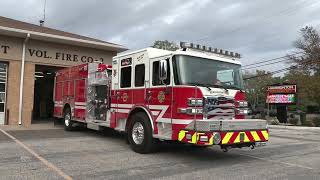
[64,108,74,131]
[128,112,156,154]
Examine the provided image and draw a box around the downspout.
[18,33,30,125]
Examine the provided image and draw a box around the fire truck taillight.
[187,98,203,106]
[178,108,203,115]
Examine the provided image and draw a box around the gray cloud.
[1,0,320,73]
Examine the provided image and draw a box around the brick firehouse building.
[0,16,126,126]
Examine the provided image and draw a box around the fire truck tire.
[128,112,156,154]
[64,108,74,131]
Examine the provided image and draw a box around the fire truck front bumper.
[177,119,269,147]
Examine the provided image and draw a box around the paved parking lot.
[0,123,320,180]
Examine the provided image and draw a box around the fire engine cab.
[54,42,269,153]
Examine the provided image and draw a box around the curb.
[268,125,320,131]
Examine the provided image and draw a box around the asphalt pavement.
[0,123,319,180]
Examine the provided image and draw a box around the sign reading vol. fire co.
[0,36,115,66]
[27,48,105,63]
[0,45,10,54]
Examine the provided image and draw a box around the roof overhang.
[0,25,127,52]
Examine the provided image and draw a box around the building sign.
[267,85,297,94]
[266,84,297,104]
[266,94,296,104]
[28,48,105,63]
[0,45,10,54]
[0,41,110,64]
[121,58,132,66]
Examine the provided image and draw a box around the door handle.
[146,90,152,101]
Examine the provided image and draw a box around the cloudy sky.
[1,0,320,73]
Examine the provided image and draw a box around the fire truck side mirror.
[159,59,167,82]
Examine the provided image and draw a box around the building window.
[121,66,132,88]
[152,59,170,86]
[135,64,145,87]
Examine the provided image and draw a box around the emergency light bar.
[180,42,241,59]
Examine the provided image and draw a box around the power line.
[242,52,302,68]
[243,66,292,80]
[243,59,320,80]
[242,54,304,70]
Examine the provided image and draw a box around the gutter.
[18,33,30,125]
[0,25,127,52]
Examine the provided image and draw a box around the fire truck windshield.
[172,55,244,90]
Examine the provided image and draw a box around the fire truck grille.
[204,96,235,119]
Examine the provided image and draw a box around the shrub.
[270,118,279,125]
[288,117,299,125]
[302,120,313,127]
[312,117,320,127]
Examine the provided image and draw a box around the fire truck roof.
[115,48,242,65]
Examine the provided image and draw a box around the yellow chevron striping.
[178,130,187,141]
[261,130,269,141]
[234,133,240,143]
[191,133,197,144]
[251,131,261,141]
[209,136,214,145]
[244,133,250,142]
[222,132,234,144]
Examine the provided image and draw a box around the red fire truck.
[54,42,269,153]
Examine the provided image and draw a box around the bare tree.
[289,26,320,74]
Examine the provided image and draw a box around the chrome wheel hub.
[65,114,71,127]
[132,122,144,145]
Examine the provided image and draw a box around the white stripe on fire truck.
[117,109,130,113]
[110,104,171,124]
[75,102,86,106]
[75,106,86,109]
[157,118,194,125]
[151,111,160,116]
[110,104,133,108]
[113,108,159,116]
[149,105,169,123]
[54,101,63,105]
[54,104,63,108]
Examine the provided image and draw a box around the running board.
[86,120,110,131]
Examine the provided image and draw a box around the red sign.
[267,85,296,94]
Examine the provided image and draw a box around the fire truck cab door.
[148,57,172,128]
[132,52,150,108]
[112,52,150,130]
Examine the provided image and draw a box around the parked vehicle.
[53,42,269,153]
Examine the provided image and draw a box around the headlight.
[235,108,249,115]
[236,101,248,107]
[188,98,203,106]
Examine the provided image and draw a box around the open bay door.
[0,63,7,125]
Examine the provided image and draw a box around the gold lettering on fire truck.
[158,91,165,103]
[122,93,129,102]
